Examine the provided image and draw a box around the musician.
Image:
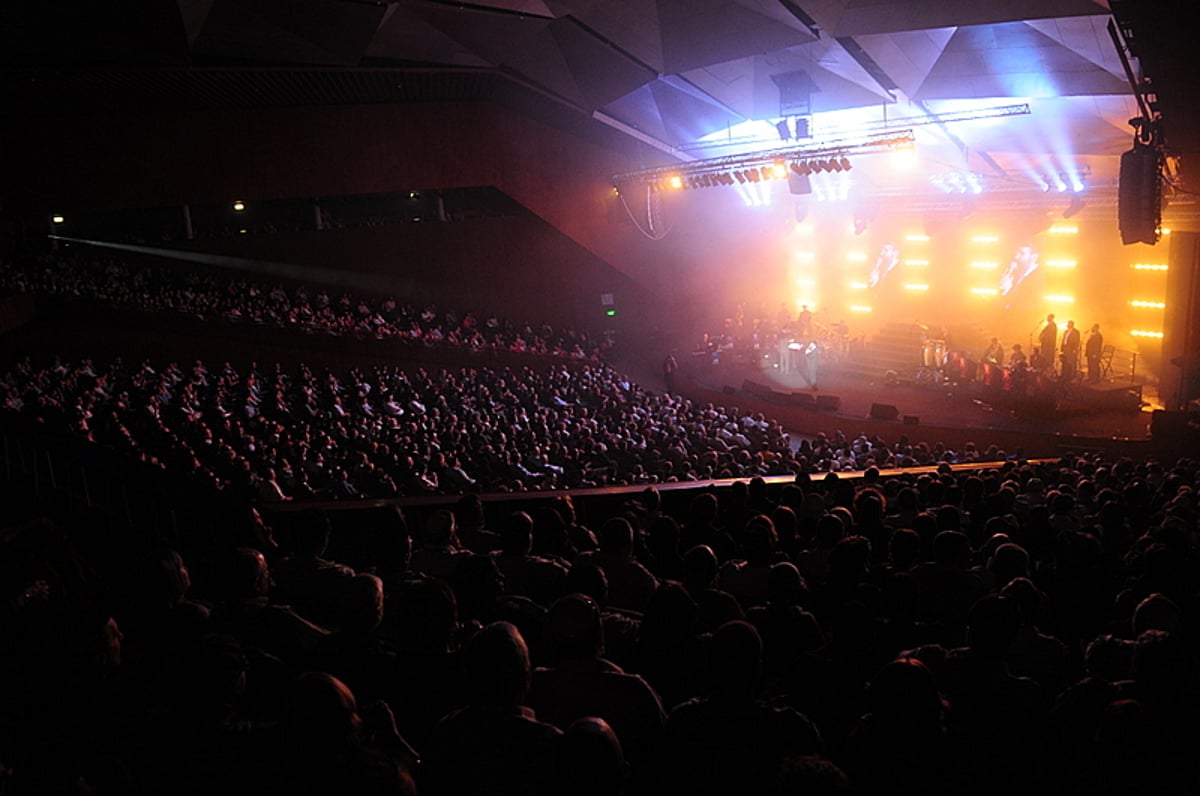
[1009,343,1028,370]
[1009,343,1030,395]
[1060,320,1081,383]
[982,337,1004,366]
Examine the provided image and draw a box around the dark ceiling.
[3,1,1196,214]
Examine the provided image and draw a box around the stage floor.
[681,356,1155,447]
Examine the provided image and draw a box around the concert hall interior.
[8,4,1200,796]
[4,1,1196,423]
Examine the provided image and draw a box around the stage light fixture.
[51,214,65,224]
[1063,195,1086,218]
[838,156,852,172]
[748,169,761,182]
[232,200,246,212]
[776,120,792,141]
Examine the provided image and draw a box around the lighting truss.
[612,130,916,193]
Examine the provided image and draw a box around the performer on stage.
[982,337,1005,366]
[1059,320,1081,383]
[1085,323,1104,383]
[1037,314,1058,376]
[803,340,821,390]
[797,305,813,340]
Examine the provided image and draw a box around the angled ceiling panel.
[1025,16,1128,78]
[549,19,660,109]
[648,78,747,144]
[915,21,1134,100]
[556,0,665,73]
[366,6,491,66]
[832,0,1108,36]
[796,36,898,106]
[194,0,387,66]
[855,28,957,98]
[424,9,586,106]
[459,0,558,15]
[600,83,673,143]
[684,44,891,120]
[656,0,813,74]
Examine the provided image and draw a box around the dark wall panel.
[4,101,664,297]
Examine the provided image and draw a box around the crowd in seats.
[0,352,1011,501]
[2,451,1199,794]
[0,251,608,360]
[1,354,796,498]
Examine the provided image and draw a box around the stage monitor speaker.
[722,385,737,395]
[869,402,900,421]
[742,379,772,397]
[815,394,840,411]
[1119,145,1161,246]
[903,415,920,426]
[790,392,816,406]
[1151,409,1192,441]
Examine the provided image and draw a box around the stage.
[678,352,1156,458]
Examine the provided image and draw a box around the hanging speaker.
[788,173,812,195]
[1119,145,1161,246]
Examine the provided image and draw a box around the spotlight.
[854,217,868,235]
[735,171,748,184]
[51,214,65,224]
[232,200,246,212]
[748,169,761,182]
[791,161,811,176]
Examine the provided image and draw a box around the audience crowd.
[2,354,800,499]
[2,452,1198,795]
[4,248,1197,795]
[0,252,609,360]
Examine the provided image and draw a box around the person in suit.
[1060,320,1081,383]
[1037,315,1058,377]
[1085,324,1104,383]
